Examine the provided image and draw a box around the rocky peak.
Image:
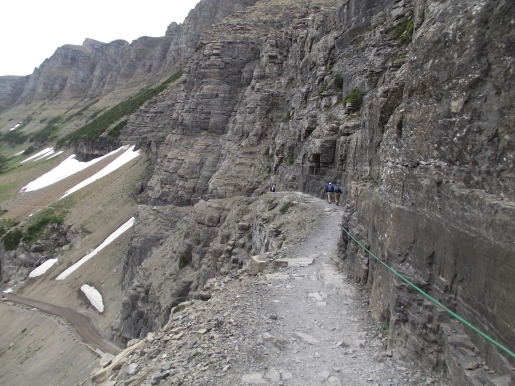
[0,0,259,109]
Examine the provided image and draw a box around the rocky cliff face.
[116,0,515,384]
[0,0,258,110]
[0,76,27,113]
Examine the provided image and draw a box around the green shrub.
[334,74,343,90]
[282,109,293,123]
[393,18,414,46]
[263,147,270,156]
[343,88,365,110]
[57,70,183,146]
[287,151,295,166]
[178,255,188,269]
[23,147,35,155]
[0,117,33,145]
[318,82,328,95]
[3,229,23,250]
[0,219,19,238]
[21,211,66,243]
[64,100,99,122]
[108,119,129,138]
[30,116,62,143]
[278,235,286,249]
[279,202,291,214]
[1,131,29,145]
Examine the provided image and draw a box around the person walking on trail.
[334,184,342,206]
[270,184,276,192]
[325,182,334,203]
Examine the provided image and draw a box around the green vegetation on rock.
[178,255,188,269]
[279,202,291,214]
[2,209,67,250]
[57,69,183,146]
[318,82,328,95]
[393,18,414,46]
[282,109,293,123]
[334,74,343,90]
[287,151,295,165]
[30,116,62,143]
[343,88,365,110]
[107,119,129,138]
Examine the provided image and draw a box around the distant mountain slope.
[0,0,258,112]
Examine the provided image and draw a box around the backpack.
[326,184,334,192]
[334,186,341,193]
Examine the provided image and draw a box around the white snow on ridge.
[46,151,64,160]
[9,123,21,131]
[33,150,56,161]
[21,148,54,163]
[55,217,135,281]
[20,147,127,193]
[80,284,104,312]
[29,259,58,278]
[60,145,140,199]
[14,150,25,156]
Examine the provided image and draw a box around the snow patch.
[55,217,135,281]
[21,148,54,163]
[14,150,25,156]
[9,123,21,131]
[80,284,104,312]
[20,147,126,193]
[33,150,55,161]
[3,287,13,293]
[46,151,64,160]
[61,146,140,199]
[29,259,58,278]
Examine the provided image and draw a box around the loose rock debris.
[91,198,447,386]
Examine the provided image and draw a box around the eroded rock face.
[114,0,515,383]
[0,75,27,113]
[0,223,75,284]
[0,0,258,107]
[112,193,316,345]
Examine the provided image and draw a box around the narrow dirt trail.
[4,293,121,355]
[221,195,447,385]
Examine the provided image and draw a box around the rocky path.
[92,194,448,385]
[4,293,121,355]
[215,196,448,386]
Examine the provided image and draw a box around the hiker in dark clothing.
[325,182,334,203]
[334,184,342,206]
[270,184,276,192]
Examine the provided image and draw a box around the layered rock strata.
[116,0,515,384]
[112,192,316,346]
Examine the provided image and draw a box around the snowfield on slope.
[80,285,104,312]
[29,259,58,278]
[21,147,54,163]
[60,145,140,199]
[56,217,135,281]
[20,146,128,193]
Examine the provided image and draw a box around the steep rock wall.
[113,0,514,383]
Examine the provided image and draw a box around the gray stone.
[100,353,115,368]
[241,373,266,384]
[294,332,319,345]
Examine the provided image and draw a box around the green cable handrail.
[340,226,515,360]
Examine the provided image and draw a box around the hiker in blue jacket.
[334,184,342,206]
[325,182,334,203]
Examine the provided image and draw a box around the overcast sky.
[0,0,201,76]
